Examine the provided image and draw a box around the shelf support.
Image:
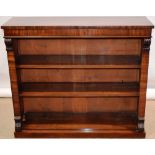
[143,38,151,52]
[15,116,22,132]
[138,117,144,131]
[5,38,13,51]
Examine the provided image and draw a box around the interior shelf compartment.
[19,82,139,97]
[22,112,138,130]
[16,55,141,69]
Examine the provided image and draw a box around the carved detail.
[14,116,22,132]
[22,113,26,122]
[137,117,144,131]
[5,38,13,51]
[143,38,151,52]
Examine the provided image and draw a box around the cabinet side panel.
[138,38,151,131]
[5,39,22,131]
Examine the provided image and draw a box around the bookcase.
[2,17,154,138]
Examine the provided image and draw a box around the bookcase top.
[2,17,154,29]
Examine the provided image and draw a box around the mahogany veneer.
[2,17,154,138]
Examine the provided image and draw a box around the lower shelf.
[15,129,145,138]
[15,112,144,138]
[23,112,137,130]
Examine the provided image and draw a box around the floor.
[0,98,155,138]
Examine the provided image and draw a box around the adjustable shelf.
[16,55,141,69]
[19,82,139,97]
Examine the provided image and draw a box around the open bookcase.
[2,17,153,138]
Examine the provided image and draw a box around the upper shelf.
[18,55,140,65]
[1,17,153,37]
[16,55,141,69]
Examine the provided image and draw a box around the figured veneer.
[17,39,141,55]
[23,97,138,113]
[20,69,139,83]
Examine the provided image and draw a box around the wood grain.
[15,129,145,138]
[6,40,22,131]
[138,38,151,131]
[7,52,21,116]
[23,97,138,113]
[18,39,141,55]
[20,69,139,82]
[2,17,153,37]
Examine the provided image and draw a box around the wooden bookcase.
[1,17,154,138]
